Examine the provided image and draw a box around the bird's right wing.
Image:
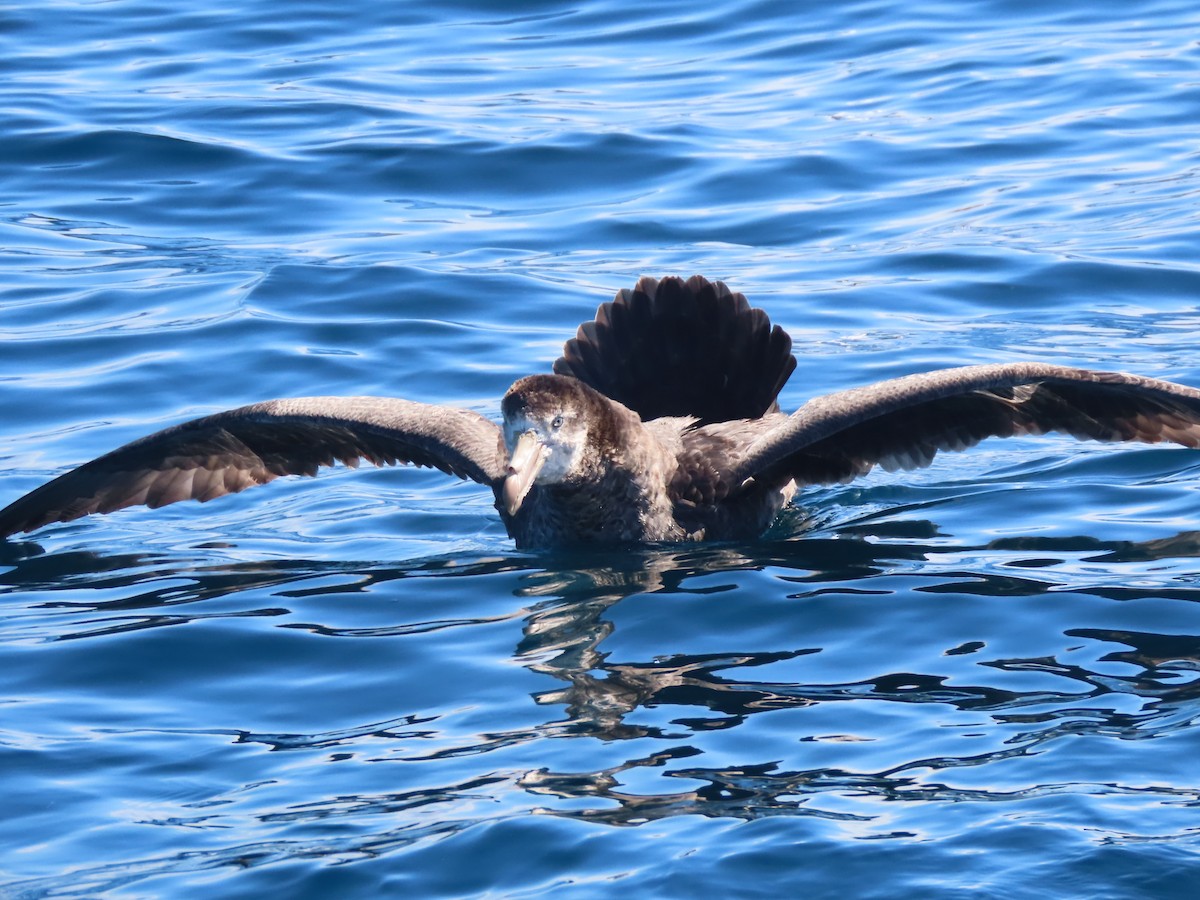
[0,396,507,537]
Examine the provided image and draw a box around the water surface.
[3,1,1200,896]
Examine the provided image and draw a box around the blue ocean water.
[3,0,1200,895]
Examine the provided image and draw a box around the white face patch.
[502,409,588,486]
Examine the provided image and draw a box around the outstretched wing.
[0,397,506,537]
[736,363,1200,487]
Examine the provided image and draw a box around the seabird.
[2,274,1200,548]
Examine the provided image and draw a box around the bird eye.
[551,415,564,430]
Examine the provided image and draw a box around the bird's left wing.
[0,397,507,537]
[734,363,1200,487]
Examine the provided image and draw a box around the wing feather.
[0,396,506,537]
[737,363,1200,487]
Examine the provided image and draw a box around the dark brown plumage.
[2,274,1200,548]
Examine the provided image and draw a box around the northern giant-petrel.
[3,275,1200,547]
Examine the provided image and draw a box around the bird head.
[499,374,610,516]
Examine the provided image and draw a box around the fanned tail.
[553,275,796,424]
